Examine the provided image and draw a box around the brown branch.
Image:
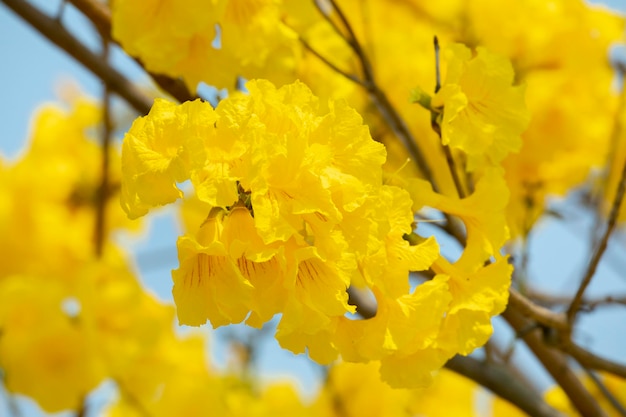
[2,0,153,114]
[504,305,606,417]
[94,34,111,257]
[441,144,466,198]
[430,37,467,198]
[326,0,375,82]
[66,0,110,34]
[66,0,195,103]
[563,341,626,379]
[446,356,564,417]
[298,36,364,86]
[508,288,569,331]
[527,290,626,311]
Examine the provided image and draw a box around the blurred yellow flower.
[431,43,530,170]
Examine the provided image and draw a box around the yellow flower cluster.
[0,96,317,415]
[112,0,299,90]
[121,79,513,387]
[0,98,172,412]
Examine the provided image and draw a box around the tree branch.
[446,356,564,417]
[563,341,626,379]
[312,0,437,190]
[1,0,153,114]
[93,33,111,257]
[504,305,606,417]
[508,288,569,331]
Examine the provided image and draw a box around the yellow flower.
[222,205,287,328]
[409,168,510,272]
[433,255,512,355]
[335,277,451,363]
[121,99,213,219]
[121,79,450,380]
[172,209,254,327]
[431,43,530,169]
[0,275,105,412]
[112,0,299,90]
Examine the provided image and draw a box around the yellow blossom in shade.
[275,238,357,363]
[221,205,287,327]
[172,209,253,327]
[431,43,530,170]
[112,0,300,90]
[121,99,213,219]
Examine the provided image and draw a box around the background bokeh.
[1,0,626,415]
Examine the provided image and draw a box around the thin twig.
[591,68,626,257]
[504,304,606,417]
[311,0,436,189]
[566,76,626,323]
[1,0,153,114]
[527,290,626,311]
[55,0,68,21]
[430,37,466,198]
[116,380,152,417]
[563,341,626,379]
[584,368,626,417]
[508,288,569,331]
[298,36,365,86]
[434,36,441,93]
[326,0,375,81]
[442,145,466,198]
[94,32,111,257]
[567,130,626,323]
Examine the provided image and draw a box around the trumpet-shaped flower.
[121,99,213,219]
[431,44,530,170]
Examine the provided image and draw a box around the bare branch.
[298,36,365,86]
[504,305,606,417]
[93,35,111,257]
[527,290,626,311]
[563,341,626,379]
[508,288,569,331]
[66,0,195,103]
[1,0,153,114]
[446,356,565,417]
